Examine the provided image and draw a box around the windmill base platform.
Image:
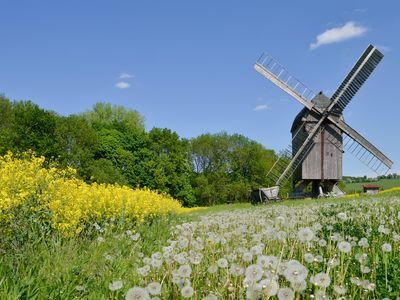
[288,180,345,199]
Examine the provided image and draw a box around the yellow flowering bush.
[0,152,199,237]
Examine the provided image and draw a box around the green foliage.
[0,97,281,206]
[190,132,278,205]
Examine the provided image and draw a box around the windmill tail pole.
[276,115,326,186]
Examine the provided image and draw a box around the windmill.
[254,44,393,198]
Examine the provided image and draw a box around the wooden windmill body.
[254,45,393,198]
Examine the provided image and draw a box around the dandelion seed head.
[180,285,194,298]
[337,241,352,253]
[109,280,123,291]
[125,287,150,300]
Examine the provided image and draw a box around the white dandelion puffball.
[125,287,150,300]
[130,233,140,241]
[337,212,348,221]
[304,253,314,263]
[283,260,308,283]
[204,293,218,300]
[75,285,85,291]
[181,285,194,298]
[229,264,244,276]
[291,280,306,292]
[245,264,263,282]
[297,227,315,243]
[381,243,392,252]
[333,285,347,295]
[178,264,192,277]
[207,264,218,274]
[109,280,123,291]
[216,258,229,268]
[259,278,279,296]
[277,287,294,300]
[312,272,331,288]
[146,281,161,295]
[337,241,352,253]
[242,252,253,263]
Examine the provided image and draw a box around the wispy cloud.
[310,21,367,50]
[119,72,135,79]
[353,8,367,14]
[253,104,269,112]
[376,45,392,53]
[115,81,130,89]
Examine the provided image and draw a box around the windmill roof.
[291,92,343,132]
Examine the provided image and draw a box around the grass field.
[2,176,400,299]
[344,178,400,193]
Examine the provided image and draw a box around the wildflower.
[337,241,352,253]
[337,212,348,221]
[180,285,194,298]
[131,233,140,241]
[204,293,218,300]
[245,264,263,282]
[304,253,314,263]
[151,258,162,268]
[312,272,331,288]
[216,258,229,268]
[297,227,314,243]
[229,264,244,276]
[361,266,371,274]
[291,280,306,292]
[333,285,347,295]
[259,278,279,296]
[283,260,308,284]
[178,264,192,278]
[207,264,218,274]
[125,287,150,300]
[381,243,392,252]
[358,237,369,247]
[75,285,85,291]
[109,280,123,291]
[277,287,294,300]
[242,252,253,263]
[146,282,161,295]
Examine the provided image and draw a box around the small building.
[363,184,380,195]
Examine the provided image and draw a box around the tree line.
[0,96,281,206]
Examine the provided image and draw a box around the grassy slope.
[344,178,400,193]
[2,191,400,299]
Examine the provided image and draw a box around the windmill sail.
[330,45,383,112]
[254,53,315,110]
[327,119,393,174]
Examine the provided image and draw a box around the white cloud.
[376,45,392,52]
[253,104,269,112]
[119,72,135,79]
[310,21,367,50]
[115,81,130,89]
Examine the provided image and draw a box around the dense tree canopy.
[0,96,281,206]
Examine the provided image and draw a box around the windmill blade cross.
[328,45,383,113]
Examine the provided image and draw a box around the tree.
[147,128,195,206]
[190,132,277,205]
[55,115,99,180]
[81,102,144,134]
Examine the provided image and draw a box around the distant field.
[344,178,400,193]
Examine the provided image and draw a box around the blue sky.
[0,1,399,176]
